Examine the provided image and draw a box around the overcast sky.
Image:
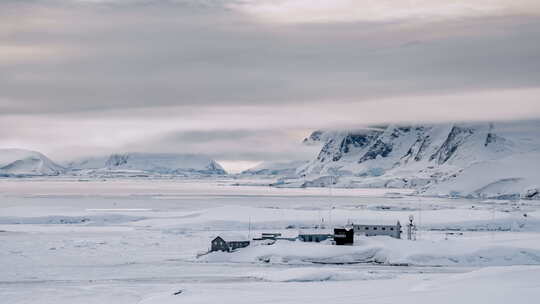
[2,0,540,172]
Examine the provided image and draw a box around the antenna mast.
[417,198,422,240]
[329,175,333,228]
[248,216,251,240]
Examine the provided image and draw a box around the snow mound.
[242,160,308,176]
[200,237,540,267]
[0,149,64,176]
[250,267,394,282]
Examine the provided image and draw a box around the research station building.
[352,221,401,239]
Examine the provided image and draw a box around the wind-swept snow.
[138,266,540,304]
[248,267,394,282]
[200,236,540,266]
[242,160,308,177]
[423,152,540,199]
[1,180,540,303]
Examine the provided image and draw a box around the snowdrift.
[242,160,309,177]
[200,236,540,267]
[249,267,394,282]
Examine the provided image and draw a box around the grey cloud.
[119,129,319,162]
[1,1,540,115]
[161,130,264,143]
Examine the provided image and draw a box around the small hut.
[298,229,333,242]
[210,235,250,252]
[253,232,282,241]
[334,227,354,245]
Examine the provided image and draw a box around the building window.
[365,227,369,230]
[373,227,377,230]
[382,227,386,230]
[390,228,394,231]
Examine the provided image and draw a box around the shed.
[298,230,333,242]
[261,233,282,240]
[253,232,282,241]
[334,227,354,245]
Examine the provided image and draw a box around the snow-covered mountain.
[293,121,540,199]
[64,156,109,170]
[242,160,309,177]
[68,153,226,175]
[0,149,65,176]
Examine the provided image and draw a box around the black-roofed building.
[334,227,354,245]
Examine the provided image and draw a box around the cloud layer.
[234,0,540,23]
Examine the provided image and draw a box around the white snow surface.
[425,152,540,199]
[242,160,309,176]
[137,266,540,304]
[248,267,395,282]
[1,179,540,303]
[201,236,540,266]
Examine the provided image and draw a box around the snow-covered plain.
[1,179,540,303]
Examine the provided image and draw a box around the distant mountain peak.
[68,152,226,175]
[0,149,64,176]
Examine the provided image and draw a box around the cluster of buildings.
[210,221,404,253]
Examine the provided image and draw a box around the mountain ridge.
[290,121,540,199]
[68,152,227,175]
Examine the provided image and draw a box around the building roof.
[298,229,333,235]
[352,221,401,227]
[334,226,354,231]
[213,233,249,242]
